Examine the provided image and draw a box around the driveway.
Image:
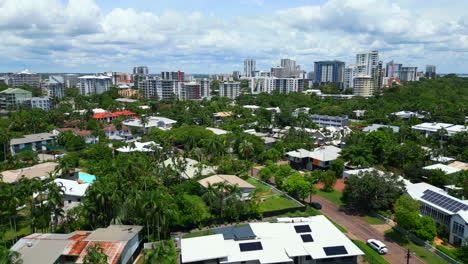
[312,196,426,264]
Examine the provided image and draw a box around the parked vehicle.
[309,202,322,210]
[367,239,388,254]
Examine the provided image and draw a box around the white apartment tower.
[220,82,240,99]
[244,59,256,77]
[47,75,65,99]
[78,75,112,96]
[356,51,379,76]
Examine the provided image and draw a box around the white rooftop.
[78,75,111,79]
[181,215,363,264]
[286,146,341,162]
[54,178,91,197]
[116,141,161,153]
[123,116,177,129]
[423,164,461,174]
[411,122,455,133]
[163,157,216,179]
[242,105,261,109]
[206,127,231,135]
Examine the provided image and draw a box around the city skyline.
[1,0,468,73]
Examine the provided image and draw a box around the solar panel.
[239,242,263,252]
[301,234,314,243]
[323,246,348,256]
[294,225,312,233]
[421,190,468,213]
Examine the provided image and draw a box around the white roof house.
[163,157,216,179]
[411,122,467,136]
[206,127,231,135]
[54,178,90,198]
[242,105,261,110]
[287,146,341,162]
[123,116,177,130]
[423,164,461,175]
[362,124,400,133]
[342,168,386,180]
[116,141,161,153]
[391,111,424,119]
[181,215,363,264]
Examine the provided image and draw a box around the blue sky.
[1,0,468,73]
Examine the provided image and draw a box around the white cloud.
[0,0,467,73]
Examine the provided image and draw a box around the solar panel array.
[421,190,468,213]
[301,234,314,243]
[239,242,263,252]
[323,246,348,256]
[294,225,312,233]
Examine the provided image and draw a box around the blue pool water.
[78,172,96,183]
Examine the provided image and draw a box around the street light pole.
[406,248,411,264]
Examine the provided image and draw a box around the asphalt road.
[312,196,427,264]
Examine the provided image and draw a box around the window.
[452,222,465,236]
[305,256,312,260]
[68,200,72,204]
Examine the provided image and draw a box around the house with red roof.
[53,128,98,144]
[92,110,137,123]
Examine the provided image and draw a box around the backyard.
[246,178,301,212]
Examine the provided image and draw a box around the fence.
[391,226,463,264]
[248,176,304,207]
[370,211,391,224]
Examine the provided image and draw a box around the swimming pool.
[78,172,96,183]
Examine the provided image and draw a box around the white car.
[367,239,388,254]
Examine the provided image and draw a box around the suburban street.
[312,196,427,264]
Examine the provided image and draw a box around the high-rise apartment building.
[139,79,179,100]
[425,65,436,79]
[219,82,240,99]
[232,71,241,80]
[386,61,402,79]
[353,75,374,96]
[271,66,285,78]
[180,82,202,100]
[314,61,345,88]
[356,51,379,76]
[250,77,303,94]
[197,78,210,98]
[280,58,297,77]
[400,67,418,82]
[47,75,65,99]
[7,69,41,87]
[244,59,256,77]
[63,74,79,88]
[161,71,184,81]
[133,66,149,76]
[78,75,112,96]
[344,65,357,88]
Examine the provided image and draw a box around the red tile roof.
[92,110,136,120]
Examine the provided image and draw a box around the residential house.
[391,111,424,120]
[123,116,177,133]
[1,162,59,184]
[92,110,137,123]
[53,128,98,144]
[362,124,400,133]
[403,180,468,246]
[116,141,161,153]
[212,112,233,125]
[163,157,216,179]
[342,168,386,180]
[54,178,91,210]
[206,127,231,136]
[103,124,135,141]
[11,225,143,264]
[423,164,461,175]
[10,133,57,154]
[181,215,363,264]
[286,146,341,170]
[412,122,467,138]
[198,174,255,200]
[244,129,276,148]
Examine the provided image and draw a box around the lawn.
[316,189,345,207]
[182,230,215,239]
[259,195,299,212]
[352,239,390,264]
[361,216,386,225]
[384,230,448,264]
[247,178,270,193]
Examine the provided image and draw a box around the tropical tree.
[83,243,108,264]
[282,173,317,201]
[0,247,23,264]
[341,145,376,167]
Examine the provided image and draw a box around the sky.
[1,0,468,74]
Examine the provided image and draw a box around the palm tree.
[0,247,23,264]
[0,131,10,162]
[238,139,254,159]
[341,145,376,167]
[46,178,65,231]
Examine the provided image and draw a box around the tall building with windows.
[139,79,179,100]
[400,67,418,82]
[133,66,149,76]
[425,65,436,79]
[78,75,112,96]
[344,65,357,88]
[219,82,240,99]
[7,69,41,87]
[180,82,203,100]
[47,75,65,99]
[353,75,374,96]
[0,88,32,109]
[250,77,303,94]
[161,71,184,81]
[280,58,297,76]
[197,78,210,98]
[356,51,379,76]
[243,59,256,77]
[314,61,345,88]
[63,74,79,88]
[386,61,402,79]
[232,71,241,80]
[17,96,51,110]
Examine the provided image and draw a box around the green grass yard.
[316,189,345,207]
[247,178,300,212]
[384,230,448,264]
[352,239,390,264]
[361,216,386,225]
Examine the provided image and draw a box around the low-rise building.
[1,162,59,184]
[92,110,137,123]
[206,127,231,135]
[53,128,98,144]
[403,180,468,246]
[181,215,363,264]
[391,111,424,120]
[103,124,134,141]
[17,96,51,110]
[287,146,341,170]
[123,116,177,133]
[116,141,161,153]
[163,157,216,179]
[10,133,57,154]
[411,122,468,137]
[309,114,349,127]
[0,88,32,109]
[423,164,461,175]
[11,225,143,264]
[362,124,400,133]
[198,174,255,200]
